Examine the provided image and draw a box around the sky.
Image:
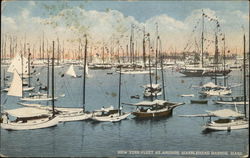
[1,0,249,56]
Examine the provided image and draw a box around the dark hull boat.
[132,106,175,118]
[179,67,231,77]
[125,100,184,119]
[190,100,208,104]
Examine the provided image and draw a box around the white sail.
[7,53,29,75]
[86,64,89,75]
[66,65,77,78]
[7,71,23,97]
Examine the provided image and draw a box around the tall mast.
[243,34,246,118]
[126,44,129,63]
[47,52,50,97]
[147,34,153,101]
[83,35,87,111]
[201,10,204,67]
[214,32,218,85]
[57,37,60,66]
[28,47,31,87]
[42,32,45,62]
[78,39,81,62]
[39,39,41,60]
[159,37,166,100]
[0,29,2,123]
[142,27,146,70]
[21,53,24,98]
[155,23,158,85]
[130,24,134,64]
[62,40,65,63]
[223,34,226,87]
[102,45,105,64]
[117,41,120,63]
[118,65,122,116]
[52,41,55,116]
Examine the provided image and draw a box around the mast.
[83,35,87,111]
[147,34,153,101]
[214,32,218,85]
[201,10,204,67]
[243,34,246,118]
[21,53,24,98]
[130,24,133,64]
[155,23,158,86]
[62,40,65,63]
[142,27,146,70]
[102,45,105,64]
[159,37,166,100]
[118,65,121,116]
[52,41,55,116]
[223,34,226,87]
[57,37,60,66]
[42,32,45,62]
[0,29,2,123]
[47,53,50,96]
[39,39,41,60]
[28,48,31,87]
[126,44,129,63]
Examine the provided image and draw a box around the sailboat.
[204,34,249,131]
[180,34,249,132]
[66,65,81,78]
[199,32,232,97]
[56,36,92,122]
[19,50,64,102]
[1,71,59,130]
[199,82,231,96]
[4,53,35,92]
[18,40,91,122]
[124,35,184,119]
[91,66,131,122]
[143,32,162,98]
[179,11,231,77]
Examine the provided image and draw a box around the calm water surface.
[0,65,249,157]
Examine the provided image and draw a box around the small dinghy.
[190,100,208,104]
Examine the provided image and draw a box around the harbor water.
[0,66,249,157]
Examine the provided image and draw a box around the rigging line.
[123,79,130,98]
[92,72,110,103]
[63,77,75,106]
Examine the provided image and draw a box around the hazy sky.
[1,0,249,55]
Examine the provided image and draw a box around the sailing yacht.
[1,71,59,130]
[199,82,231,96]
[125,36,184,119]
[179,11,231,77]
[203,109,248,131]
[91,66,131,122]
[56,37,92,122]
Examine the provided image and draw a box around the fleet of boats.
[0,11,249,134]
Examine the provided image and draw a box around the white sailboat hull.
[201,89,231,96]
[214,101,249,105]
[20,96,58,101]
[58,112,92,122]
[1,116,59,131]
[204,120,249,131]
[91,112,131,122]
[121,70,149,74]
